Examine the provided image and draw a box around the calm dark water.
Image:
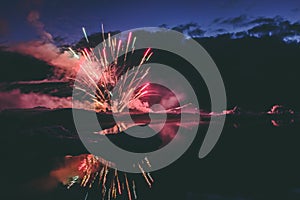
[2,108,300,200]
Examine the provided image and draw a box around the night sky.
[0,0,300,43]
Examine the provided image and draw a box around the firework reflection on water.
[59,154,153,200]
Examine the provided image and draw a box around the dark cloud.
[211,15,256,27]
[213,15,285,28]
[172,22,198,33]
[212,17,223,24]
[214,28,228,33]
[247,18,300,38]
[210,15,300,42]
[187,28,205,37]
[247,15,284,26]
[219,14,248,26]
[171,22,206,37]
[158,24,169,29]
[248,17,276,25]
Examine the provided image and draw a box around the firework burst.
[71,27,153,113]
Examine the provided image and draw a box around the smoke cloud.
[27,10,53,42]
[8,40,82,79]
[6,10,83,80]
[0,89,92,110]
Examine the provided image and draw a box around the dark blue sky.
[0,0,299,43]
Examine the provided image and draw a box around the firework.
[66,26,155,199]
[72,26,153,114]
